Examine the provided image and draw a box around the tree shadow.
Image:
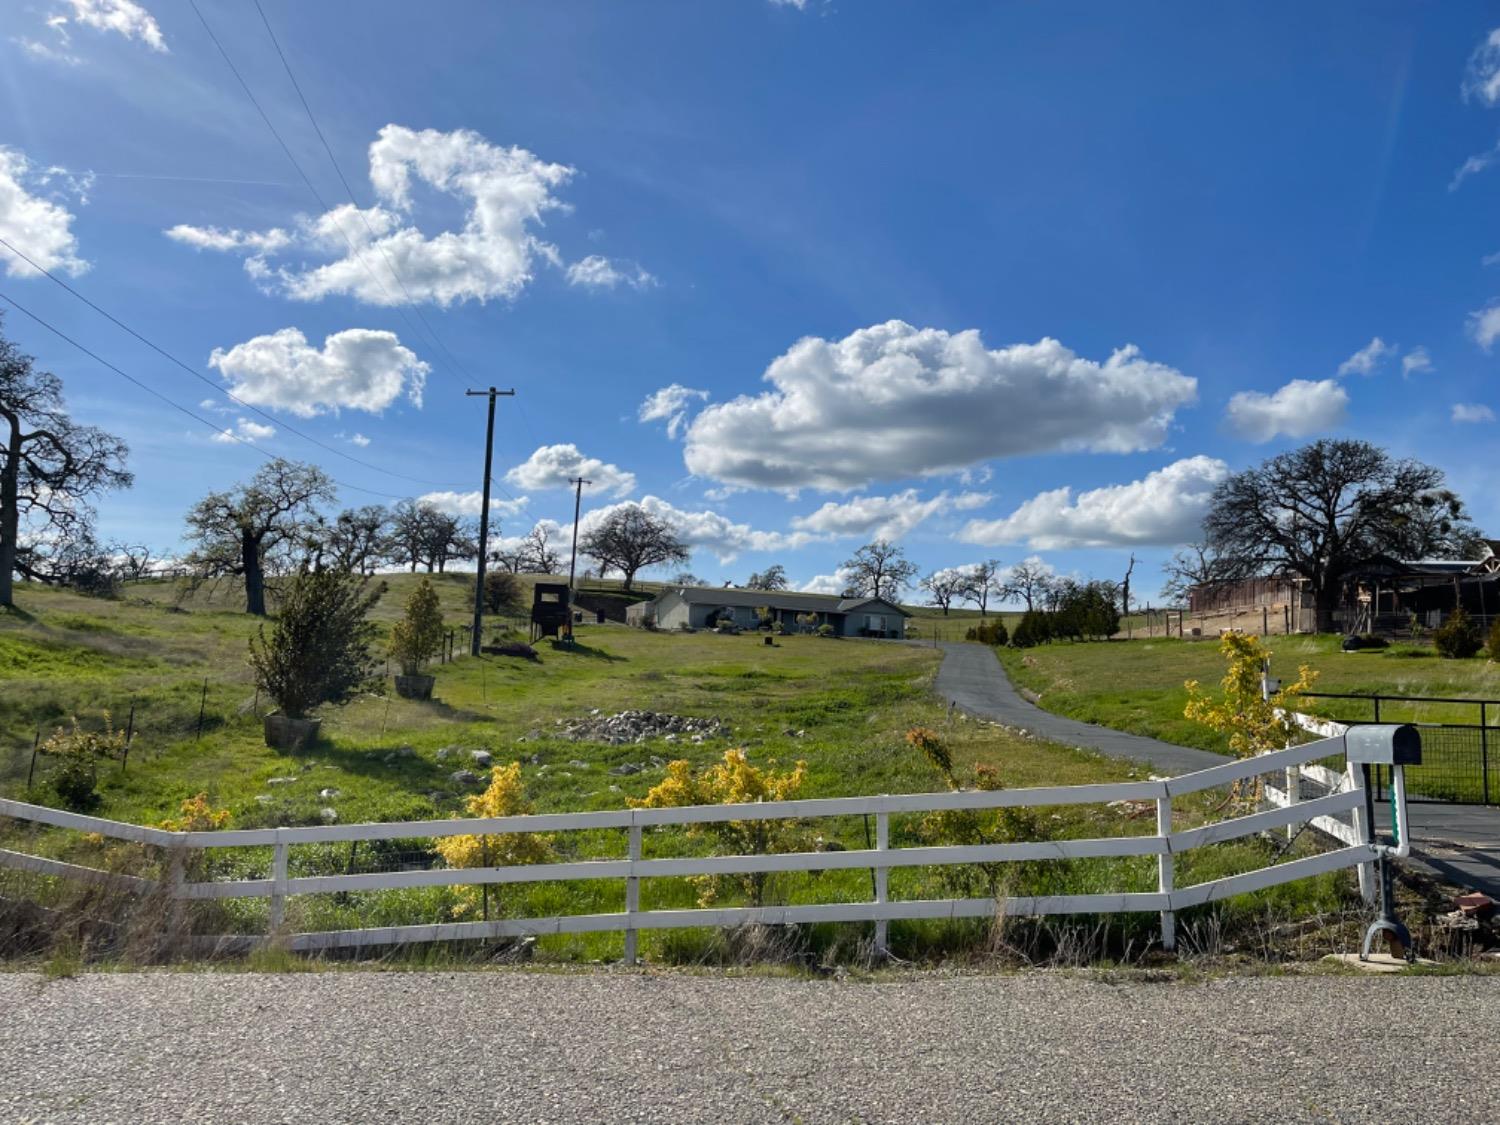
[546,638,627,663]
[0,604,37,623]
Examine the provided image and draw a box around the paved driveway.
[0,971,1488,1123]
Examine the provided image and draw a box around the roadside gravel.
[0,970,1486,1123]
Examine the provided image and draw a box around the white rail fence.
[0,735,1378,958]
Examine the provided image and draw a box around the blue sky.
[2,1,1498,601]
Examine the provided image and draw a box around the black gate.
[1300,692,1497,806]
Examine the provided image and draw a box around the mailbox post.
[1344,724,1423,962]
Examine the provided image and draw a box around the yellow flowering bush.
[631,749,807,906]
[434,762,552,917]
[158,793,231,832]
[1183,632,1317,759]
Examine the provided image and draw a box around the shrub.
[41,717,128,811]
[631,750,807,906]
[815,623,835,637]
[966,620,1009,646]
[1489,618,1500,663]
[1434,607,1483,659]
[250,568,383,719]
[910,763,1047,898]
[1357,634,1390,649]
[1010,610,1050,648]
[434,763,552,917]
[389,577,445,676]
[158,793,231,832]
[906,727,953,786]
[1183,632,1318,760]
[482,570,523,615]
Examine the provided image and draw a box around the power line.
[0,236,467,490]
[187,0,470,389]
[0,290,405,500]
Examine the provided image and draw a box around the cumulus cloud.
[1337,337,1392,376]
[565,255,655,290]
[418,491,530,518]
[681,321,1197,491]
[0,147,89,278]
[1224,379,1348,442]
[791,490,991,541]
[164,125,641,307]
[208,328,429,418]
[504,443,636,498]
[799,567,858,595]
[347,432,370,447]
[1469,302,1500,350]
[1401,347,1433,377]
[539,496,819,566]
[959,456,1228,549]
[40,1,166,53]
[638,383,709,439]
[1452,403,1496,424]
[210,418,276,445]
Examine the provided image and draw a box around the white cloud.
[1450,144,1500,191]
[770,0,809,8]
[1336,337,1392,376]
[1469,302,1500,350]
[565,255,655,290]
[210,418,276,445]
[1401,347,1433,377]
[418,491,530,518]
[567,496,817,565]
[348,432,371,447]
[504,443,636,498]
[1452,403,1496,424]
[681,321,1198,491]
[15,36,82,65]
[1224,379,1348,442]
[638,383,709,439]
[0,147,88,278]
[47,1,166,53]
[208,328,429,418]
[959,456,1229,550]
[1464,28,1500,106]
[799,567,858,595]
[165,125,627,307]
[791,489,991,541]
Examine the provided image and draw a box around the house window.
[865,614,885,632]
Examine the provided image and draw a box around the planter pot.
[263,713,321,752]
[395,673,436,701]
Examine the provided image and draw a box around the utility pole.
[465,386,515,656]
[564,476,592,642]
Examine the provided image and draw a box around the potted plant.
[250,568,382,750]
[391,577,445,700]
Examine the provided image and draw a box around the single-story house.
[625,587,911,638]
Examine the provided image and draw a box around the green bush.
[965,620,1010,646]
[1356,634,1389,650]
[1010,610,1050,648]
[390,577,446,675]
[250,568,383,719]
[1433,607,1483,659]
[41,718,128,811]
[816,623,835,637]
[1488,617,1500,663]
[482,570,522,615]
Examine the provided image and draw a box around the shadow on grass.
[545,639,627,663]
[0,604,37,623]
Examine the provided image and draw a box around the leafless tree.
[958,559,1004,617]
[1003,558,1054,611]
[841,540,918,601]
[745,564,788,591]
[919,569,966,615]
[580,507,689,592]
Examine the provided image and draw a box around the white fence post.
[269,831,289,934]
[873,811,890,957]
[1284,763,1300,841]
[1157,796,1175,952]
[1346,761,1375,904]
[623,820,642,965]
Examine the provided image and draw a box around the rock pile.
[558,709,726,746]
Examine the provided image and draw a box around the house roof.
[647,587,913,617]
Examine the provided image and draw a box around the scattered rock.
[526,729,542,740]
[319,808,339,824]
[609,763,644,776]
[568,760,590,770]
[265,777,298,786]
[471,749,493,767]
[527,753,543,766]
[254,795,273,804]
[397,746,415,758]
[436,748,454,761]
[449,769,480,786]
[318,788,341,800]
[558,710,726,746]
[558,771,572,779]
[608,784,622,793]
[1436,910,1480,932]
[648,756,668,769]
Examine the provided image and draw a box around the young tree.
[1002,558,1053,611]
[184,459,334,615]
[919,568,966,615]
[389,576,446,681]
[744,564,788,591]
[1,324,132,607]
[958,559,1004,617]
[840,539,919,601]
[580,506,689,592]
[1203,439,1479,632]
[482,569,523,614]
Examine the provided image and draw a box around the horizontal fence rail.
[0,735,1380,957]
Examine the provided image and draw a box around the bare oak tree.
[958,559,1004,617]
[580,507,689,592]
[745,564,788,591]
[1002,558,1053,611]
[184,459,334,615]
[841,540,918,601]
[919,569,966,615]
[1,325,132,607]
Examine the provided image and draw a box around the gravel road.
[0,970,1487,1123]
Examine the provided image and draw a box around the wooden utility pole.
[564,476,591,642]
[465,386,515,656]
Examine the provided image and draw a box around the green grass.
[1,578,1356,966]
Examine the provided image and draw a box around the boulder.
[449,769,480,786]
[318,788,341,800]
[265,776,298,786]
[471,749,494,767]
[319,808,339,824]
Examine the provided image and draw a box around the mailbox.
[1343,724,1422,767]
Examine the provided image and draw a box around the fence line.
[0,735,1378,958]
